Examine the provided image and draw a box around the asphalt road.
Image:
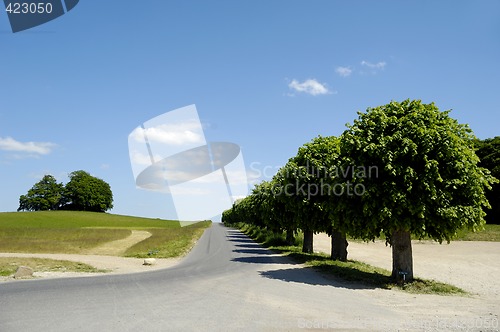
[0,224,435,331]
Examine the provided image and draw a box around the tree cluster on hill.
[222,99,497,283]
[18,170,113,213]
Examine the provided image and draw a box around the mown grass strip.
[0,211,181,229]
[0,257,108,277]
[452,224,500,241]
[0,228,132,254]
[233,222,467,296]
[348,224,500,242]
[125,221,212,258]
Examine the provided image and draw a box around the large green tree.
[63,170,113,212]
[475,137,500,224]
[18,175,64,211]
[338,99,496,282]
[288,136,347,259]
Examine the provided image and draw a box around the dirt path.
[83,230,152,256]
[314,233,500,300]
[0,230,179,281]
[0,253,180,277]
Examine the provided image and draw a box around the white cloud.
[130,121,204,146]
[0,137,56,155]
[336,66,352,77]
[130,150,162,166]
[288,79,331,96]
[361,60,386,69]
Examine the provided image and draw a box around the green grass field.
[453,224,500,241]
[0,211,211,257]
[351,224,500,243]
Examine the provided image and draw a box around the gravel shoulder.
[314,233,500,300]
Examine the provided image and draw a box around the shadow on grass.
[280,251,392,290]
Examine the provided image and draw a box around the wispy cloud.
[129,121,205,146]
[0,137,56,155]
[288,79,332,96]
[361,60,386,70]
[335,66,352,77]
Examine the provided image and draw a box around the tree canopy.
[18,175,64,212]
[336,99,496,281]
[223,99,497,283]
[18,171,113,213]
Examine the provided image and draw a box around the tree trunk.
[302,229,314,253]
[331,230,348,261]
[391,229,413,283]
[286,228,295,245]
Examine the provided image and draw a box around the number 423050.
[5,2,54,14]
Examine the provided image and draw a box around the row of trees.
[222,99,497,282]
[475,137,500,224]
[18,170,113,213]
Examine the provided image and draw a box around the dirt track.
[0,229,179,281]
[314,233,500,300]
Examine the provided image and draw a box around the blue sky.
[1,1,499,220]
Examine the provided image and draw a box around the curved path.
[0,230,178,277]
[0,224,497,331]
[83,230,152,256]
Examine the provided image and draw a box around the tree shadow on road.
[233,243,263,248]
[231,256,290,264]
[259,267,384,290]
[233,248,274,255]
[226,230,390,290]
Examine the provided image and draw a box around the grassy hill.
[0,211,211,258]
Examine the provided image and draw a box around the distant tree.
[63,170,113,212]
[338,99,496,282]
[18,175,64,211]
[475,137,500,224]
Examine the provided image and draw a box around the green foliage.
[18,171,114,213]
[337,99,496,243]
[237,222,300,247]
[222,99,496,282]
[17,175,64,211]
[223,136,343,253]
[474,137,500,224]
[64,170,113,212]
[284,135,342,233]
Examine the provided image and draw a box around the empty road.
[0,224,495,331]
